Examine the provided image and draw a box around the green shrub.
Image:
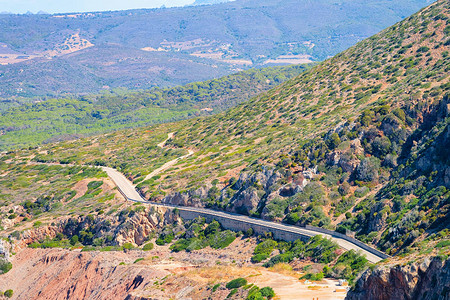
[327,133,341,150]
[123,243,134,250]
[254,239,277,256]
[142,242,154,251]
[0,260,12,274]
[208,230,236,249]
[372,136,391,157]
[284,212,300,224]
[260,287,275,298]
[155,237,165,246]
[170,239,191,252]
[251,253,269,263]
[87,181,103,190]
[354,186,369,198]
[304,235,338,264]
[246,228,254,236]
[70,235,79,246]
[100,246,123,251]
[205,220,221,236]
[134,258,144,263]
[227,288,238,298]
[226,278,248,289]
[301,272,324,281]
[417,46,429,53]
[4,289,13,298]
[332,250,368,282]
[212,283,220,292]
[436,240,450,248]
[263,252,294,268]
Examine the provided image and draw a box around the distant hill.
[0,0,432,97]
[193,0,234,5]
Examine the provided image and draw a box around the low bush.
[260,287,275,298]
[301,272,324,281]
[208,230,236,249]
[226,278,248,289]
[142,242,154,251]
[122,243,134,250]
[212,283,220,292]
[4,289,13,298]
[0,260,12,274]
[227,288,238,298]
[436,240,450,248]
[251,253,269,263]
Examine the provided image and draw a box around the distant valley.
[0,0,432,97]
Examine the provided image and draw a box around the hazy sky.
[0,0,196,14]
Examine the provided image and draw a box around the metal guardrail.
[304,225,390,260]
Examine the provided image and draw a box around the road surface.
[103,166,387,263]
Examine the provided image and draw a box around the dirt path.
[250,270,347,300]
[144,132,194,181]
[157,132,174,148]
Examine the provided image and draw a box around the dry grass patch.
[181,265,261,285]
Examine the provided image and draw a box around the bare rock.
[346,257,450,300]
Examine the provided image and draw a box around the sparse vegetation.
[142,242,154,251]
[4,289,13,298]
[226,278,248,289]
[0,260,12,274]
[0,3,448,298]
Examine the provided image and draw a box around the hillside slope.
[0,64,310,150]
[19,0,450,258]
[0,2,449,299]
[0,0,431,97]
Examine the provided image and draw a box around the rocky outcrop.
[114,206,182,245]
[366,202,388,233]
[162,185,210,207]
[0,240,10,260]
[0,248,167,300]
[228,167,306,214]
[326,139,364,173]
[11,206,181,251]
[15,224,65,251]
[346,257,450,300]
[160,166,307,216]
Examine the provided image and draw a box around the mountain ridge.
[0,0,432,97]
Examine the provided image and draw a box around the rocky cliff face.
[160,166,308,217]
[10,206,181,252]
[0,248,167,300]
[346,257,450,300]
[113,206,182,245]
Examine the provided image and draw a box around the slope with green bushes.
[6,0,450,257]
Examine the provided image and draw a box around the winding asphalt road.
[23,133,387,263]
[104,166,386,263]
